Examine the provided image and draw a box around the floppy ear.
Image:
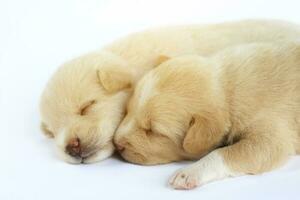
[97,55,170,93]
[182,115,225,156]
[155,55,171,66]
[40,122,54,138]
[97,66,133,93]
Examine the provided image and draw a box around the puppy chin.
[82,143,115,164]
[54,126,116,164]
[120,150,148,165]
[56,147,83,164]
[56,145,115,164]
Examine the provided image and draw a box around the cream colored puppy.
[40,20,300,164]
[114,42,300,189]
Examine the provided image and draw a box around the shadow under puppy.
[114,42,300,189]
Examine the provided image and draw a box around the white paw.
[169,151,240,190]
[169,166,200,190]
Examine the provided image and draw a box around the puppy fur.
[40,20,300,163]
[114,42,300,189]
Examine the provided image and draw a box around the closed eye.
[144,128,152,135]
[79,100,96,116]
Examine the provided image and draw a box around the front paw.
[169,166,200,190]
[168,151,236,190]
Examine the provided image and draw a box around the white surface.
[1,0,300,199]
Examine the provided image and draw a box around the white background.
[1,0,300,199]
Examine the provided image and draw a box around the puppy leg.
[169,119,295,189]
[169,150,238,189]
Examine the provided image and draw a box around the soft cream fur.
[40,20,300,164]
[114,42,300,189]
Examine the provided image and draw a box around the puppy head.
[114,55,229,165]
[40,51,133,164]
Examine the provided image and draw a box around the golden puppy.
[40,20,300,164]
[114,42,300,189]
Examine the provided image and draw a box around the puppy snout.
[114,138,129,153]
[66,138,81,157]
[116,143,125,152]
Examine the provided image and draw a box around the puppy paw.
[169,151,238,190]
[169,167,200,190]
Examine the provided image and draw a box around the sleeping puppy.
[40,20,300,164]
[114,42,300,189]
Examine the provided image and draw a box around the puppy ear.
[182,115,225,156]
[155,55,171,66]
[40,122,54,138]
[97,66,133,93]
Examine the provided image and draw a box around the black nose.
[66,138,82,157]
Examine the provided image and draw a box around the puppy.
[114,42,300,189]
[40,20,300,164]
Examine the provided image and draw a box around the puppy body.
[40,20,300,163]
[115,42,300,189]
[105,20,300,80]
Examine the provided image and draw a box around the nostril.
[70,138,80,147]
[116,143,125,152]
[66,138,81,157]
